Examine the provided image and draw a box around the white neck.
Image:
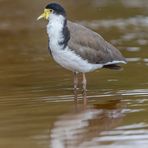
[47,14,65,51]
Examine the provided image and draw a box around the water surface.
[0,0,148,148]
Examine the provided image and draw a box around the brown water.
[0,0,148,148]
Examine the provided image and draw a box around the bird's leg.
[82,73,87,105]
[73,72,78,102]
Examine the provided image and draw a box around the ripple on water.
[119,89,148,96]
[48,95,148,148]
[0,0,147,148]
[126,47,141,52]
[80,16,148,29]
[95,123,148,147]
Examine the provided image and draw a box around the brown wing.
[67,21,126,65]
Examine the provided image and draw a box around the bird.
[37,3,127,102]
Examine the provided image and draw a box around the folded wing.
[68,21,127,67]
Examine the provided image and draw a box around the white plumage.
[37,3,127,101]
[47,14,100,72]
[47,13,126,73]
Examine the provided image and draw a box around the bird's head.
[37,3,66,21]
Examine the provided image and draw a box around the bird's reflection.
[73,88,88,106]
[50,99,124,148]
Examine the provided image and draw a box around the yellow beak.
[37,9,50,20]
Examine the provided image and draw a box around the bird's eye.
[49,9,53,13]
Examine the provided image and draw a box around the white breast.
[47,15,64,50]
[47,14,103,73]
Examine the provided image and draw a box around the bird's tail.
[103,64,123,70]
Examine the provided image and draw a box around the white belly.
[46,18,103,73]
[51,47,103,73]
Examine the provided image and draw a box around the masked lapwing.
[37,3,127,101]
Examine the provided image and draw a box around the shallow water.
[0,0,148,148]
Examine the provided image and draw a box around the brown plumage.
[37,3,127,102]
[68,21,127,69]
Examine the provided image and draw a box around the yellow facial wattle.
[37,9,51,20]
